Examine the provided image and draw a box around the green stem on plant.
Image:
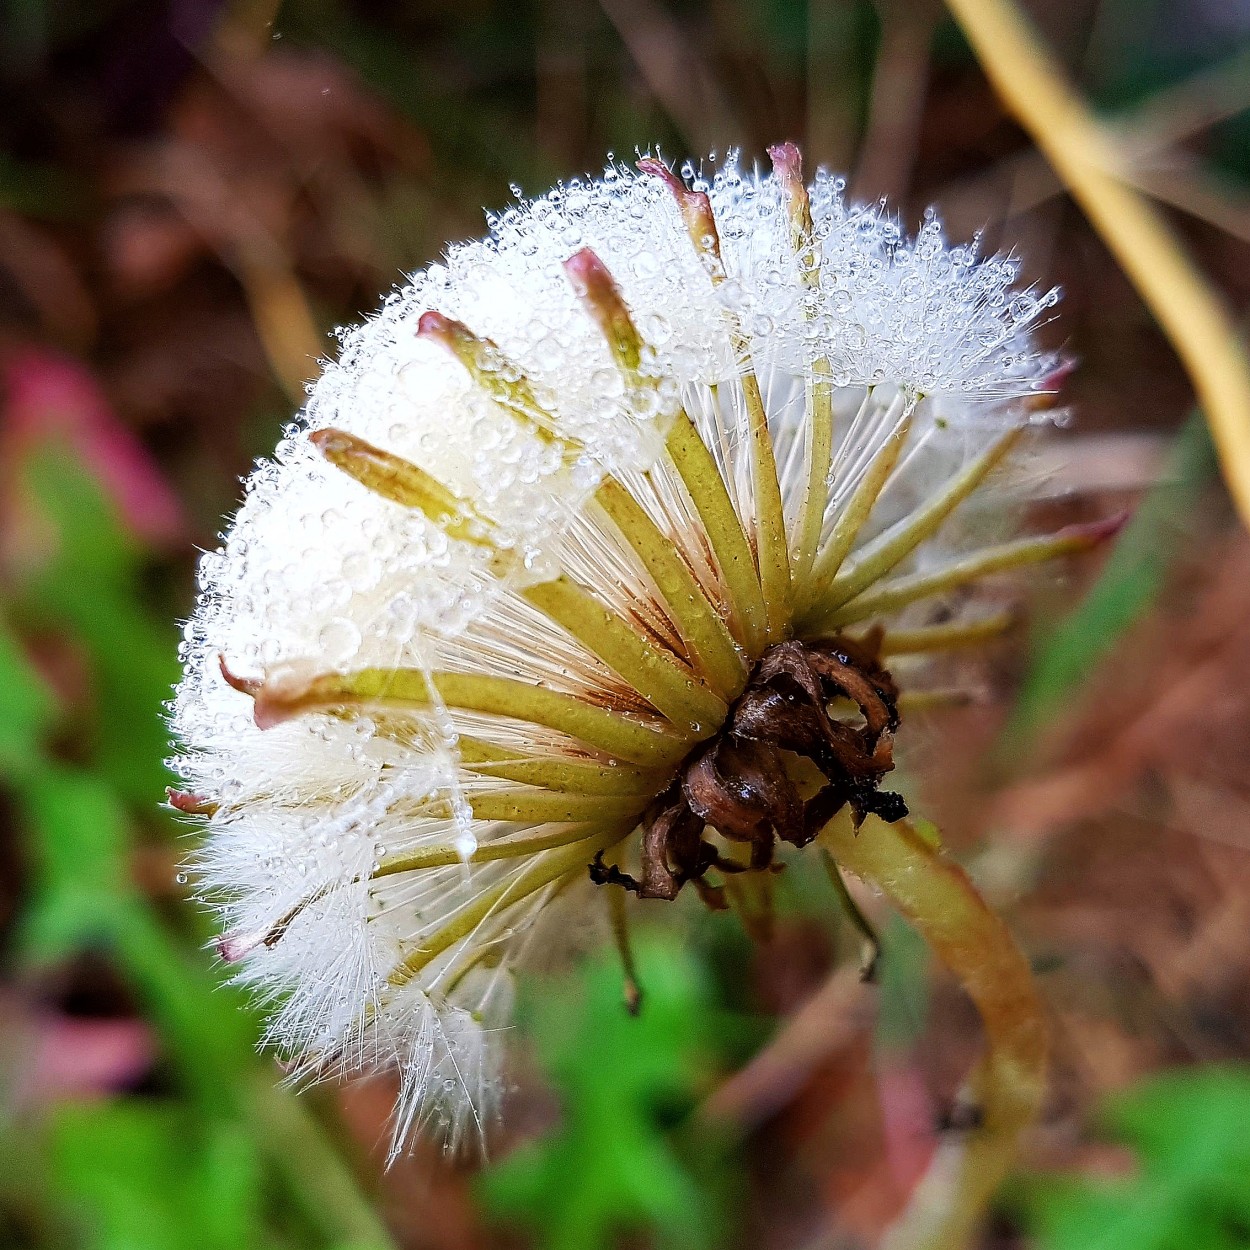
[247,1073,399,1250]
[595,476,747,698]
[607,883,644,1014]
[876,611,1014,656]
[818,811,1048,1250]
[737,368,795,640]
[456,735,665,795]
[770,141,835,589]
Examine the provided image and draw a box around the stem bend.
[818,812,1048,1250]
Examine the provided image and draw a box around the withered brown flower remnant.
[170,143,1115,1240]
[591,633,906,904]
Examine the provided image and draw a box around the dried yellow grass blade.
[946,0,1250,530]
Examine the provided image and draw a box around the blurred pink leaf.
[14,1011,155,1108]
[876,1057,938,1189]
[2,347,184,546]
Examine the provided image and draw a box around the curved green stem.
[247,1074,397,1249]
[818,812,1048,1250]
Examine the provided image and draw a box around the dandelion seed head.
[170,148,1096,1157]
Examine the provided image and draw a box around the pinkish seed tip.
[250,694,288,732]
[637,156,684,193]
[166,787,213,815]
[638,158,721,264]
[217,654,261,697]
[308,427,351,456]
[562,246,607,284]
[564,247,640,367]
[416,310,454,340]
[1040,358,1077,392]
[216,932,250,963]
[767,141,803,180]
[563,248,626,306]
[1068,511,1131,547]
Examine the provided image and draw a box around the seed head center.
[590,632,908,906]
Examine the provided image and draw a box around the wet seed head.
[169,147,1113,1158]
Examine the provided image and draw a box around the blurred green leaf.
[481,934,737,1250]
[1020,1066,1250,1250]
[18,449,180,805]
[875,913,931,1052]
[50,1101,265,1250]
[14,761,256,1102]
[1006,414,1217,744]
[0,609,56,779]
[12,760,394,1249]
[16,765,133,961]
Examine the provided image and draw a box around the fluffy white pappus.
[169,147,1101,1158]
